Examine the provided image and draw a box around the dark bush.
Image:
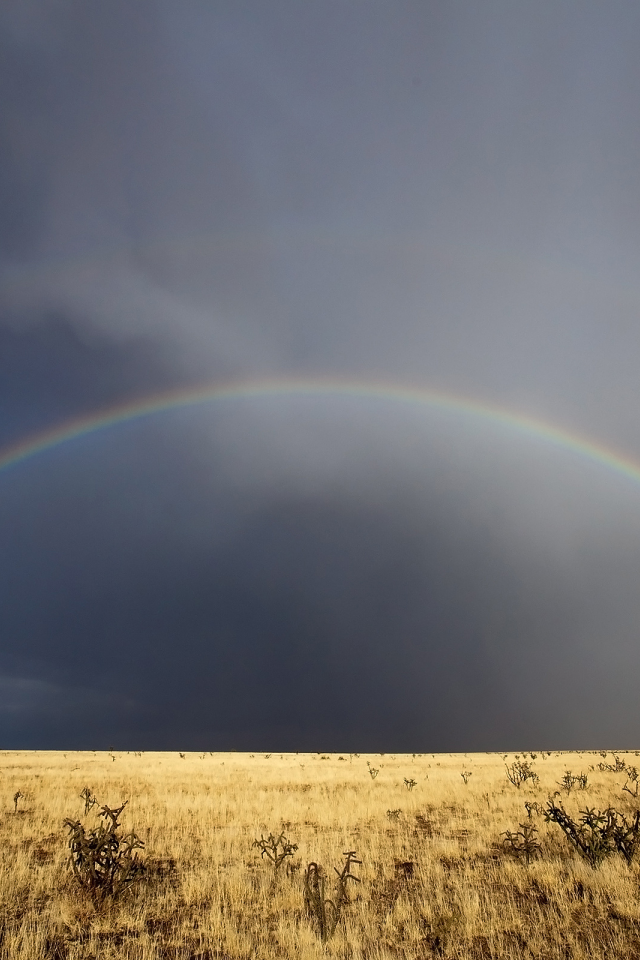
[63,800,145,903]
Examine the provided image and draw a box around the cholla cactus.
[623,766,640,797]
[80,787,97,815]
[304,851,361,941]
[252,831,298,872]
[63,800,145,902]
[505,760,539,789]
[501,823,541,865]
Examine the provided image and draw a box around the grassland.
[1,749,640,958]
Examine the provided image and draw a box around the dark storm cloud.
[2,1,640,749]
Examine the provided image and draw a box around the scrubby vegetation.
[0,750,639,957]
[64,798,146,903]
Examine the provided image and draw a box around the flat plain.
[1,749,640,959]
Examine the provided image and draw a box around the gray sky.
[1,0,640,750]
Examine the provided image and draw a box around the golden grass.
[1,749,640,958]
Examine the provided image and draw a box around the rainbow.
[1,376,640,487]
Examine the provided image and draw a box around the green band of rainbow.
[1,376,640,487]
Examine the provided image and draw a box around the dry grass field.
[1,749,640,959]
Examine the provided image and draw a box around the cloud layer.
[1,1,640,749]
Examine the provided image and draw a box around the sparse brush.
[558,771,588,794]
[558,771,574,794]
[303,851,361,941]
[404,778,417,790]
[524,801,543,819]
[461,771,472,784]
[501,822,541,864]
[544,800,640,868]
[80,787,97,815]
[63,799,145,903]
[623,766,640,798]
[387,809,402,821]
[610,810,640,864]
[598,755,627,773]
[13,790,24,813]
[367,762,379,780]
[505,760,539,789]
[252,830,298,873]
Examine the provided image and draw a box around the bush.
[63,800,145,903]
[544,800,640,868]
[598,755,627,773]
[505,760,539,789]
[252,830,298,873]
[79,787,97,815]
[557,771,588,794]
[501,822,541,864]
[623,766,640,797]
[303,851,361,941]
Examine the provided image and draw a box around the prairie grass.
[1,749,640,958]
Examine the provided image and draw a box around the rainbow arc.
[1,376,640,487]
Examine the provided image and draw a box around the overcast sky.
[1,1,640,751]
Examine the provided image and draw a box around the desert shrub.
[598,755,627,773]
[544,800,640,868]
[505,760,539,789]
[13,790,23,813]
[460,771,472,784]
[404,778,417,791]
[252,830,298,873]
[623,766,640,797]
[367,762,379,780]
[558,771,588,794]
[79,787,97,815]
[63,799,145,903]
[501,822,541,864]
[610,810,640,864]
[303,851,361,941]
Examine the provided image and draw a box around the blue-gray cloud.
[2,1,640,749]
